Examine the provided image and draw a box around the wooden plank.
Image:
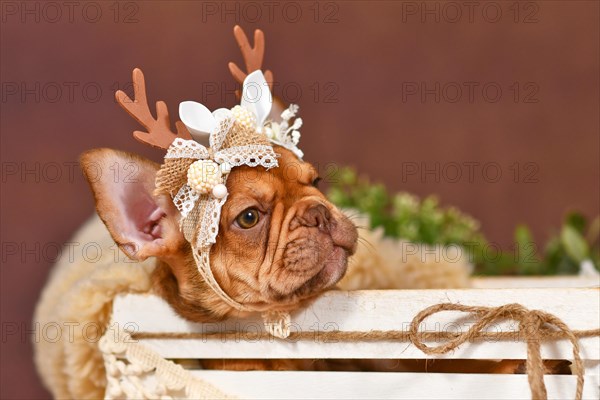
[113,289,600,333]
[471,276,600,288]
[140,371,600,400]
[136,336,599,360]
[112,289,600,360]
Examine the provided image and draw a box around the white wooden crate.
[107,277,600,399]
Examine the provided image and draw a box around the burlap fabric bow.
[154,103,278,310]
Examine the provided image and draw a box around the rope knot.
[521,309,546,339]
[408,302,585,400]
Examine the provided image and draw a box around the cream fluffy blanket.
[34,216,156,399]
[34,214,471,399]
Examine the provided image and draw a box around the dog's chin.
[300,246,349,294]
[267,246,349,305]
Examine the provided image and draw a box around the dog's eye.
[312,177,322,188]
[236,208,260,229]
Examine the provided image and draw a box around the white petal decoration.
[241,70,272,128]
[179,101,216,144]
[212,107,232,121]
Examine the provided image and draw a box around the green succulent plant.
[327,166,599,276]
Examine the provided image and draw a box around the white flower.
[179,70,273,144]
[291,130,300,145]
[263,104,304,159]
[280,104,299,121]
[289,117,303,131]
[264,122,281,142]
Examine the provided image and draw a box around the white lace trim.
[195,188,228,248]
[214,144,279,169]
[99,317,291,398]
[164,139,209,160]
[173,185,199,219]
[99,326,236,399]
[209,112,234,150]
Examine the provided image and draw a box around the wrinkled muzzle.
[266,199,358,300]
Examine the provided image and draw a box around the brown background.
[1,1,598,398]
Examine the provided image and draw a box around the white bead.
[212,184,228,199]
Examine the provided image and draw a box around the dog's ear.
[80,148,185,261]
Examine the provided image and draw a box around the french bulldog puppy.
[81,149,571,377]
[80,145,359,322]
[76,24,569,378]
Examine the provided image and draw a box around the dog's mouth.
[265,243,352,304]
[296,246,349,295]
[260,206,358,306]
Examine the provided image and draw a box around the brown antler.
[115,68,191,149]
[228,25,273,92]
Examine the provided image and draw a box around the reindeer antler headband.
[115,26,303,316]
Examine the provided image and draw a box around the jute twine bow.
[132,302,599,400]
[409,303,589,400]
